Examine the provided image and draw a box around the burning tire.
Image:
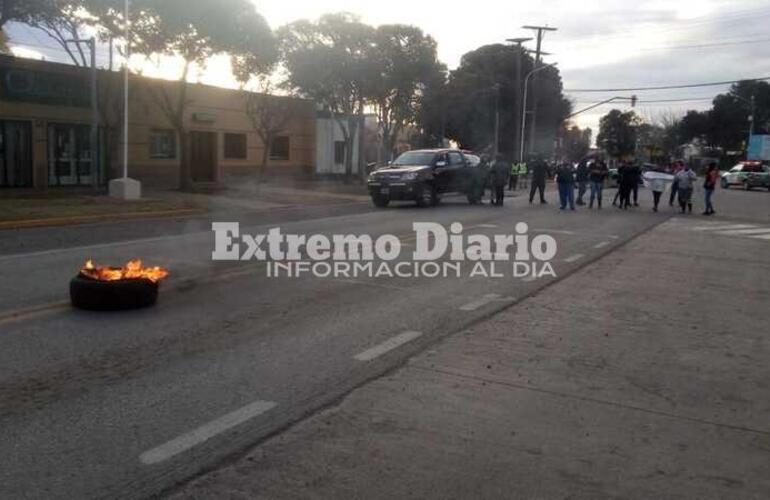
[70,275,160,311]
[70,260,170,311]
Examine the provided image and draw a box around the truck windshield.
[392,152,436,166]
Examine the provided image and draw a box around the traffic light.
[631,95,637,108]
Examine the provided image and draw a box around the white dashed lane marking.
[354,331,423,362]
[716,228,770,236]
[459,294,513,311]
[692,224,756,231]
[564,254,585,263]
[594,241,611,249]
[139,400,277,465]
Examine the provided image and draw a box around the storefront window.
[0,121,33,188]
[48,123,96,186]
[149,130,177,159]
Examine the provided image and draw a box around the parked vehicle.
[720,162,770,191]
[367,149,483,207]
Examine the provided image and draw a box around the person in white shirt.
[675,165,698,214]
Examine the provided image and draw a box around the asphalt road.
[0,184,766,499]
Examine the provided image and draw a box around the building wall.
[0,55,316,190]
[315,116,361,176]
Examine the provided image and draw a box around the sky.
[6,0,770,137]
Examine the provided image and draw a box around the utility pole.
[493,84,501,157]
[522,25,557,157]
[506,37,532,163]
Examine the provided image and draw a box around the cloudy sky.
[7,0,770,135]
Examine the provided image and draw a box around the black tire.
[720,178,728,189]
[743,180,751,191]
[70,275,159,311]
[415,184,438,207]
[467,194,478,205]
[371,195,390,208]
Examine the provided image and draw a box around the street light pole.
[520,62,557,164]
[123,0,129,180]
[506,37,532,163]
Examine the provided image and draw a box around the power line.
[559,7,770,44]
[637,37,770,52]
[565,76,770,93]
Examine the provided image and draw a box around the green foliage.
[561,125,591,162]
[597,109,640,159]
[279,13,374,178]
[367,24,443,161]
[435,43,570,157]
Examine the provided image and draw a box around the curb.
[0,208,204,231]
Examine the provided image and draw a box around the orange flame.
[80,259,169,283]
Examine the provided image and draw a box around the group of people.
[474,154,720,216]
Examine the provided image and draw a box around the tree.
[243,82,298,181]
[560,125,591,162]
[367,24,442,163]
[597,109,639,159]
[280,13,374,180]
[26,0,95,66]
[98,0,276,190]
[437,43,570,158]
[0,0,55,30]
[0,28,8,53]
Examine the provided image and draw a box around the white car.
[720,162,770,190]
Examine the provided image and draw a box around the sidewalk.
[171,218,770,500]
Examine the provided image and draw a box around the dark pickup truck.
[367,149,486,207]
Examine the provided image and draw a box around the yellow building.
[0,55,316,190]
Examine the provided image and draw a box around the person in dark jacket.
[627,162,642,206]
[575,159,589,205]
[615,162,634,209]
[556,162,576,210]
[588,159,608,209]
[490,155,509,206]
[528,156,548,204]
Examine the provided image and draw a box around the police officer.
[518,161,528,190]
[508,161,519,191]
[491,155,510,206]
[529,155,548,204]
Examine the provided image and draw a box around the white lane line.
[564,254,585,263]
[354,331,423,362]
[533,228,576,235]
[594,241,611,249]
[139,400,277,465]
[692,224,756,232]
[716,228,770,236]
[751,234,770,240]
[459,294,503,311]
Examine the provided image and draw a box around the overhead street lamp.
[519,62,557,163]
[566,95,637,119]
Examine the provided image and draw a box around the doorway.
[189,131,217,183]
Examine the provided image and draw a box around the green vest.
[519,163,528,175]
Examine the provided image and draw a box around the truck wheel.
[371,195,390,208]
[416,184,438,207]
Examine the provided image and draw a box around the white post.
[519,62,557,164]
[123,0,129,179]
[109,0,141,199]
